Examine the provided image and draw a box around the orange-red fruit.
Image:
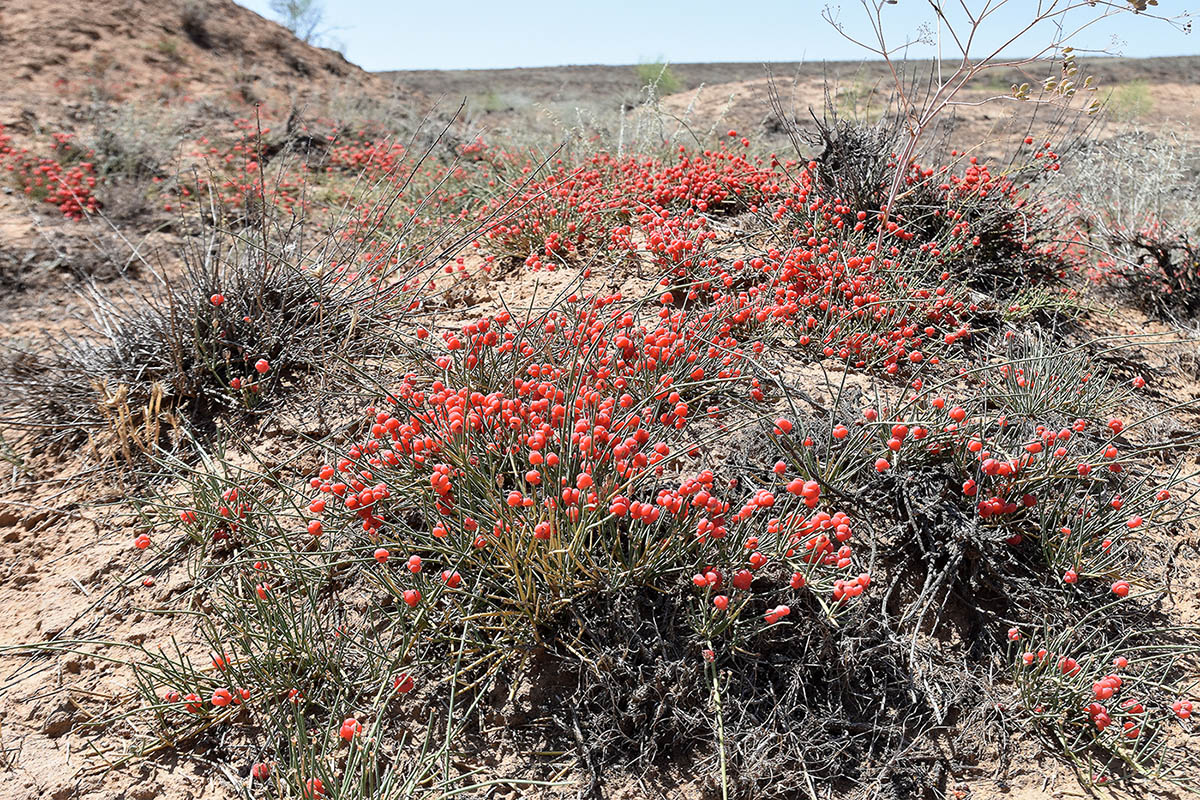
[339,717,362,741]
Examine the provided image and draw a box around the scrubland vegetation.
[1,2,1199,799]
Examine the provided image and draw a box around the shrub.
[1106,80,1155,122]
[179,0,213,49]
[1063,133,1200,319]
[634,62,681,95]
[79,106,189,222]
[270,0,325,44]
[1008,609,1200,790]
[797,114,1066,295]
[0,126,101,219]
[10,99,1196,799]
[3,227,401,462]
[119,291,1192,796]
[155,37,185,65]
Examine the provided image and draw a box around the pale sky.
[234,1,1198,71]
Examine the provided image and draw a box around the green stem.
[707,642,729,800]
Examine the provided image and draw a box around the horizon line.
[375,52,1200,73]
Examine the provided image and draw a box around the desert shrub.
[180,0,214,49]
[800,113,901,215]
[1008,607,1200,790]
[87,108,183,186]
[474,90,531,114]
[17,103,1196,799]
[113,276,1195,798]
[1,229,399,462]
[0,126,101,219]
[1064,132,1200,319]
[775,343,1183,606]
[1108,228,1199,319]
[122,457,505,800]
[270,0,325,44]
[0,234,133,291]
[80,106,190,222]
[1105,80,1155,122]
[115,299,872,797]
[155,37,186,66]
[795,114,1067,295]
[634,62,681,95]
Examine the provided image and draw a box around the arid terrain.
[1,3,1199,800]
[387,56,1200,149]
[385,56,1200,112]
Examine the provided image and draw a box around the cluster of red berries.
[149,122,1071,391]
[179,120,309,215]
[293,292,877,643]
[0,127,100,219]
[822,384,1173,584]
[446,146,1016,372]
[1013,634,1194,755]
[140,119,1193,791]
[161,654,251,716]
[150,486,253,552]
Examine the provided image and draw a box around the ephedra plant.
[19,25,1199,795]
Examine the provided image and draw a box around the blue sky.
[234,1,1198,71]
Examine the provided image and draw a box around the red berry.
[339,717,362,741]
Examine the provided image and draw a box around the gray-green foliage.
[270,0,325,43]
